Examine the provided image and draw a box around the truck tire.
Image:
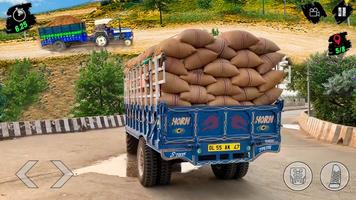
[137,138,158,187]
[95,33,108,47]
[124,39,132,46]
[211,164,237,179]
[52,40,66,51]
[157,159,172,185]
[234,162,249,179]
[126,132,138,154]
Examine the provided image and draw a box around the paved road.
[0,110,355,200]
[1,23,355,62]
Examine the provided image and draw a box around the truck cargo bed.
[125,100,283,165]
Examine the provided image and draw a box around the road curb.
[0,115,125,140]
[298,111,356,148]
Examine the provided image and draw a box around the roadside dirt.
[1,22,355,63]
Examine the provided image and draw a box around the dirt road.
[1,23,355,62]
[0,110,355,200]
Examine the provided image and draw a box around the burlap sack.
[205,38,237,60]
[178,29,215,48]
[253,88,283,105]
[207,78,243,96]
[231,50,263,68]
[256,52,285,74]
[248,38,280,55]
[231,68,266,87]
[180,69,216,86]
[155,38,196,59]
[220,30,259,51]
[208,96,240,106]
[159,72,190,94]
[180,85,215,104]
[204,59,239,78]
[240,101,255,106]
[232,87,263,101]
[258,70,285,92]
[160,92,191,106]
[165,57,188,75]
[184,48,218,70]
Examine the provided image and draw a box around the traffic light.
[6,3,36,34]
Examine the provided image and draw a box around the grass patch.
[165,11,221,24]
[0,30,24,41]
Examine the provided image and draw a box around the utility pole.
[284,0,286,16]
[262,0,265,15]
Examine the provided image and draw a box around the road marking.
[283,124,300,130]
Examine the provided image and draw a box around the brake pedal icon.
[329,164,341,189]
[290,167,306,185]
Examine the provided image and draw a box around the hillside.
[0,0,354,42]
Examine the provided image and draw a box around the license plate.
[208,143,240,152]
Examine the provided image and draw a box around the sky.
[0,0,94,18]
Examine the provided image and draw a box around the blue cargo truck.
[124,54,284,187]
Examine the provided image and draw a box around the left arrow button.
[16,160,39,188]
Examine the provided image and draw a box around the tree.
[1,59,47,122]
[143,0,174,26]
[288,53,356,126]
[197,0,213,9]
[72,50,125,117]
[224,0,246,6]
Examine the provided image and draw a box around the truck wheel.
[95,34,108,47]
[126,132,138,154]
[52,41,66,51]
[211,164,237,179]
[137,138,158,187]
[124,39,132,46]
[157,159,172,185]
[234,162,249,179]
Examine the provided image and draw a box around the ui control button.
[283,161,313,191]
[320,161,350,191]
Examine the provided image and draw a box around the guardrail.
[298,111,356,148]
[0,115,125,140]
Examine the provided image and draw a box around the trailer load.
[126,29,286,107]
[124,29,285,187]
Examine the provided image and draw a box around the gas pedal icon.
[321,161,349,191]
[329,164,342,189]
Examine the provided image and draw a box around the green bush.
[288,53,356,126]
[0,60,47,122]
[0,84,6,120]
[197,0,213,9]
[72,50,125,117]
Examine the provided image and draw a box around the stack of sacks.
[125,29,286,106]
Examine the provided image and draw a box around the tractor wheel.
[126,132,138,154]
[52,40,66,52]
[137,138,158,187]
[157,158,172,185]
[234,162,249,179]
[211,164,237,180]
[95,33,108,47]
[124,39,132,46]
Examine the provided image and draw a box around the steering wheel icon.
[12,7,26,22]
